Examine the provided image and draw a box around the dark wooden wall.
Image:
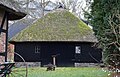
[74,43,102,63]
[13,41,102,67]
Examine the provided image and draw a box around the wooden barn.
[0,0,26,62]
[10,9,102,67]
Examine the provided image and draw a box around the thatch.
[0,0,26,20]
[11,9,97,42]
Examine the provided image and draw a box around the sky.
[35,0,87,6]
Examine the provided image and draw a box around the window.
[75,46,81,54]
[35,46,40,53]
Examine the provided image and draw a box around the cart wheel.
[7,52,28,77]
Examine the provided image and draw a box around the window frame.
[75,46,81,54]
[35,46,41,54]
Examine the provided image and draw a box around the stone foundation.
[75,63,100,67]
[15,62,41,67]
[15,62,100,67]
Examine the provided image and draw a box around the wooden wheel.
[7,52,28,77]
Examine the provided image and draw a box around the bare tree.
[59,0,89,19]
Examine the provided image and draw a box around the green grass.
[26,67,108,77]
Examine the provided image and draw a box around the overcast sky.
[35,0,87,5]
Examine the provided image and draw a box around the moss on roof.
[11,9,97,42]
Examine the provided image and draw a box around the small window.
[75,46,81,54]
[35,46,40,53]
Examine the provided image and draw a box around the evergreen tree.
[87,0,120,67]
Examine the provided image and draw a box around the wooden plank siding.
[13,41,102,67]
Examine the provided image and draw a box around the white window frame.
[75,46,81,54]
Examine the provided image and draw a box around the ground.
[25,67,108,77]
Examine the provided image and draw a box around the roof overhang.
[9,41,96,44]
[0,4,26,20]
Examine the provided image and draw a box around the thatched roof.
[0,0,26,20]
[11,9,97,42]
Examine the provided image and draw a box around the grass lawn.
[26,67,108,77]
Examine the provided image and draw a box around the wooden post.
[53,56,56,66]
[52,54,60,66]
[5,11,8,62]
